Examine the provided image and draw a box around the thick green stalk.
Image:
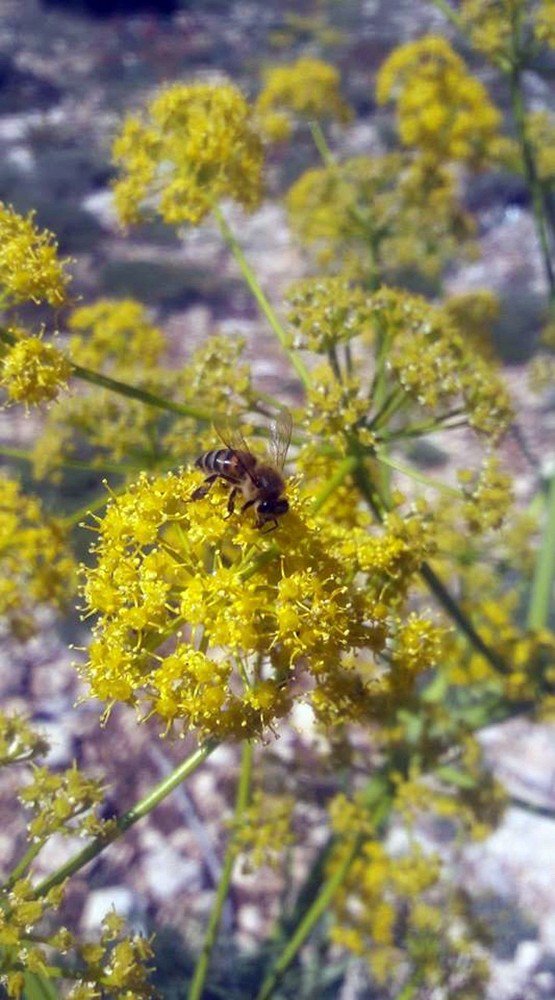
[32,741,216,899]
[212,205,311,389]
[0,327,212,421]
[527,471,555,629]
[188,740,254,1000]
[255,833,363,1000]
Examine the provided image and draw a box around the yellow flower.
[441,289,499,360]
[256,57,352,139]
[0,203,70,305]
[286,154,474,280]
[81,467,447,739]
[68,298,164,369]
[0,330,72,406]
[526,109,555,181]
[0,474,75,639]
[286,275,375,353]
[368,287,513,439]
[232,790,295,870]
[536,0,555,46]
[112,82,264,225]
[376,36,503,167]
[459,454,513,532]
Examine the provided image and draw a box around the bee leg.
[260,519,278,534]
[224,487,239,519]
[240,499,256,514]
[190,474,219,501]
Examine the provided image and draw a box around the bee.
[191,407,292,531]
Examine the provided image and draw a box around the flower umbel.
[376,36,503,167]
[0,202,70,305]
[0,330,72,406]
[256,57,352,140]
[112,82,264,226]
[81,468,444,738]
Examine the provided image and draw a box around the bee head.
[258,497,289,518]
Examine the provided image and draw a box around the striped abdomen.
[195,449,256,479]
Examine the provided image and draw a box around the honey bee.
[191,407,292,531]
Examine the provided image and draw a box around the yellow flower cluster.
[460,0,555,57]
[376,36,502,167]
[0,203,70,305]
[286,275,375,353]
[255,57,352,140]
[535,0,555,46]
[19,763,107,842]
[68,297,164,370]
[0,882,153,999]
[368,287,513,438]
[305,361,370,445]
[327,792,489,994]
[0,330,72,406]
[459,0,515,59]
[0,712,153,999]
[32,299,253,479]
[0,715,48,765]
[33,297,171,476]
[441,289,500,360]
[112,83,264,226]
[458,455,513,532]
[526,109,555,181]
[286,154,474,279]
[0,474,75,639]
[82,468,444,738]
[232,790,295,870]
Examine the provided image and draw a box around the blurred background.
[1,1,555,997]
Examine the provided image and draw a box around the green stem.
[419,562,510,675]
[3,841,44,891]
[308,120,335,167]
[527,470,555,628]
[0,327,212,421]
[374,450,460,497]
[188,740,254,1000]
[0,445,132,477]
[212,205,311,389]
[368,386,406,431]
[379,412,468,442]
[308,120,382,291]
[312,456,358,513]
[32,741,216,900]
[428,0,463,29]
[508,32,555,298]
[255,833,363,1000]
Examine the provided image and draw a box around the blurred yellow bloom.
[286,154,475,280]
[112,82,264,225]
[256,57,352,140]
[376,36,503,167]
[0,474,75,639]
[0,203,70,306]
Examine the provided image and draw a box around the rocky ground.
[1,0,555,996]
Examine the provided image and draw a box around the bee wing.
[213,413,258,482]
[268,406,293,471]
